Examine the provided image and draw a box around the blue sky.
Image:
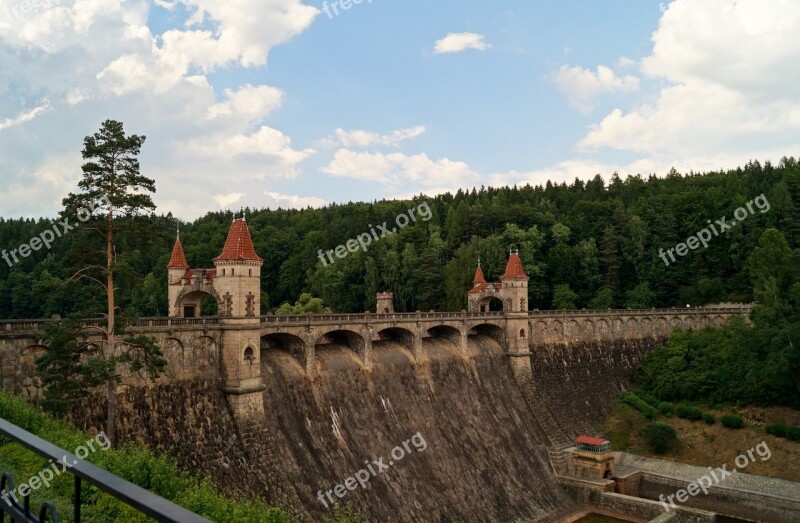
[1,0,799,219]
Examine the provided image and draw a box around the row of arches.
[531,315,726,340]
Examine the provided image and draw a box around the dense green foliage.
[2,158,799,318]
[675,405,703,421]
[720,414,745,429]
[620,391,657,419]
[0,392,291,522]
[765,424,800,442]
[639,422,678,454]
[702,412,715,424]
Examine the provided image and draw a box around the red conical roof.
[213,219,263,263]
[473,262,486,284]
[167,238,190,269]
[501,252,528,280]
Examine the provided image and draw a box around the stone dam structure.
[1,218,781,522]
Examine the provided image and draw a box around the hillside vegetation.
[1,158,799,318]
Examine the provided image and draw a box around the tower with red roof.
[467,251,529,313]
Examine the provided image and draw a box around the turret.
[212,218,263,317]
[500,250,529,312]
[167,231,190,315]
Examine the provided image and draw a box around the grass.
[0,392,361,522]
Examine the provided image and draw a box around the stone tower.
[212,218,263,318]
[376,292,395,314]
[467,252,529,313]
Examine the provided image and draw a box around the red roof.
[501,252,529,280]
[213,219,263,263]
[473,263,486,284]
[576,435,608,446]
[167,238,189,269]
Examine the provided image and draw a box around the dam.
[0,218,779,522]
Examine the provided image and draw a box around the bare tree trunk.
[106,198,116,445]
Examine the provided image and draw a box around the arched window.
[244,347,254,364]
[249,269,252,276]
[231,268,235,276]
[519,329,526,339]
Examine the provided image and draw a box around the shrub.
[657,402,674,415]
[785,425,800,442]
[621,392,658,419]
[721,414,744,429]
[702,412,715,424]
[676,405,703,421]
[639,422,679,454]
[634,390,661,408]
[765,424,787,437]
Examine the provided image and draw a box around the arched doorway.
[176,289,219,318]
[477,296,503,312]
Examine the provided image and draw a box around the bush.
[621,392,658,419]
[785,426,800,442]
[766,424,787,437]
[639,422,679,454]
[676,405,703,421]
[634,390,661,408]
[702,412,715,424]
[721,414,744,429]
[657,402,674,415]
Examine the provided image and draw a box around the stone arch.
[173,284,221,318]
[641,318,652,335]
[315,329,365,355]
[551,320,564,338]
[699,316,711,328]
[476,296,504,312]
[469,323,504,344]
[597,319,610,338]
[625,318,640,336]
[377,327,415,350]
[565,320,580,338]
[670,316,683,329]
[534,321,548,339]
[426,325,462,344]
[583,319,595,337]
[713,315,725,327]
[262,333,306,365]
[612,318,624,334]
[657,317,668,334]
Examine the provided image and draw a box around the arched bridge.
[0,306,751,395]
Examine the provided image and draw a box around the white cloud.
[264,191,326,209]
[213,192,246,209]
[207,84,284,121]
[330,125,426,148]
[0,101,51,132]
[433,32,491,54]
[184,126,315,171]
[321,149,480,192]
[552,65,639,112]
[578,0,800,160]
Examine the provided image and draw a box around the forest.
[0,158,799,319]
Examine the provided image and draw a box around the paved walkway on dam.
[616,452,800,501]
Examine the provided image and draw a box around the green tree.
[275,293,331,315]
[552,284,578,310]
[47,119,163,443]
[639,422,678,454]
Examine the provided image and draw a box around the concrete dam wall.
[54,333,657,522]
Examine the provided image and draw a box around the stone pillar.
[414,324,424,361]
[362,327,373,369]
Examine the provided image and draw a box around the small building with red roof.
[467,252,529,314]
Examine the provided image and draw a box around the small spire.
[176,224,180,241]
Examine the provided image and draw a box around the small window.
[249,269,252,276]
[231,269,234,276]
[519,329,526,339]
[244,347,254,364]
[222,269,226,276]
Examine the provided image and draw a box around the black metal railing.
[0,419,211,523]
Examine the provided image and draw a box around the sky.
[1,0,799,220]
